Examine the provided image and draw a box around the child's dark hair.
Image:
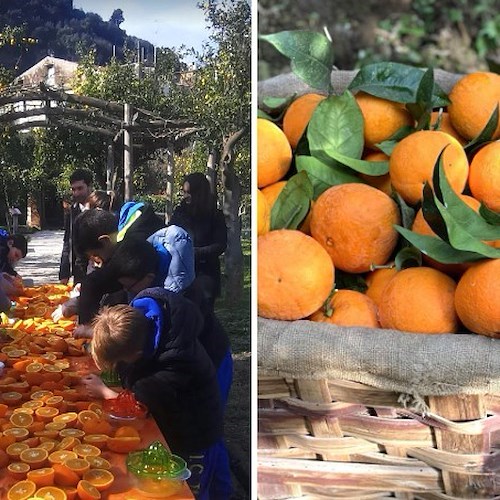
[108,238,159,281]
[10,234,28,257]
[69,168,93,186]
[73,209,118,255]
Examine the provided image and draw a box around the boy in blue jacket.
[86,290,224,499]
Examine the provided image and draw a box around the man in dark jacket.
[59,168,93,285]
[83,290,225,499]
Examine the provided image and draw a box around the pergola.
[0,82,198,204]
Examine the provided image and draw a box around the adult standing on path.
[170,172,227,310]
[59,169,93,286]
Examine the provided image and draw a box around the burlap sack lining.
[258,68,462,101]
[258,318,500,398]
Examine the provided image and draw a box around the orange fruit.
[7,462,31,480]
[72,444,101,458]
[19,447,49,468]
[359,151,392,196]
[33,486,68,500]
[85,456,111,471]
[448,71,500,141]
[257,189,270,236]
[258,230,334,320]
[310,289,380,328]
[454,259,500,338]
[81,419,113,436]
[389,130,469,205]
[282,93,326,149]
[0,403,9,416]
[7,479,37,500]
[106,436,141,454]
[468,141,500,212]
[38,440,58,453]
[59,429,85,439]
[0,431,17,450]
[355,91,414,150]
[45,422,66,433]
[59,486,77,500]
[4,427,30,441]
[378,267,459,334]
[35,407,59,423]
[77,410,99,427]
[365,267,398,307]
[52,413,77,427]
[82,469,114,492]
[82,435,108,448]
[48,450,78,466]
[0,447,9,467]
[257,118,292,188]
[76,480,101,500]
[30,391,54,401]
[22,400,44,410]
[56,437,81,451]
[114,425,140,439]
[2,391,23,406]
[52,462,80,487]
[7,442,30,460]
[63,457,90,476]
[311,183,401,273]
[10,412,34,428]
[26,467,55,487]
[430,111,466,144]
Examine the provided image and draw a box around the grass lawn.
[216,239,251,354]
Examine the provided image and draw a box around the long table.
[1,345,194,499]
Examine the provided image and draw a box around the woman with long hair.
[170,172,227,309]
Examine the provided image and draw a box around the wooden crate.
[258,322,500,499]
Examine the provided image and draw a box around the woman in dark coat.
[170,172,227,309]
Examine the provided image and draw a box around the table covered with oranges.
[0,283,194,500]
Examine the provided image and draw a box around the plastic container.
[103,389,148,430]
[127,441,191,498]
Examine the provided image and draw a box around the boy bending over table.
[82,291,226,499]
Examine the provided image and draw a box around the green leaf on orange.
[270,171,313,230]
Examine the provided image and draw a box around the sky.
[73,0,210,52]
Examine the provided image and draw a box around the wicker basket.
[258,318,500,499]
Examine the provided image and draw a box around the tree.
[171,0,251,302]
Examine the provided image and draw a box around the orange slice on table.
[86,403,103,416]
[34,486,68,500]
[45,396,65,409]
[12,407,34,415]
[6,442,30,460]
[82,434,108,449]
[64,457,90,476]
[72,444,101,458]
[45,421,66,432]
[12,359,32,372]
[6,479,37,500]
[58,428,84,439]
[7,349,28,358]
[26,467,55,487]
[56,436,81,451]
[42,364,63,374]
[52,462,80,487]
[22,400,44,410]
[26,362,44,373]
[38,440,58,453]
[76,479,101,500]
[4,427,30,441]
[48,450,78,466]
[82,469,114,492]
[35,407,59,423]
[2,391,23,406]
[30,390,54,401]
[84,456,111,471]
[19,447,49,468]
[52,413,77,427]
[7,462,30,480]
[77,410,99,427]
[10,412,34,428]
[81,419,112,436]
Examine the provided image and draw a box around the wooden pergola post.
[123,103,133,201]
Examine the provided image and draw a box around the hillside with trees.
[0,0,153,79]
